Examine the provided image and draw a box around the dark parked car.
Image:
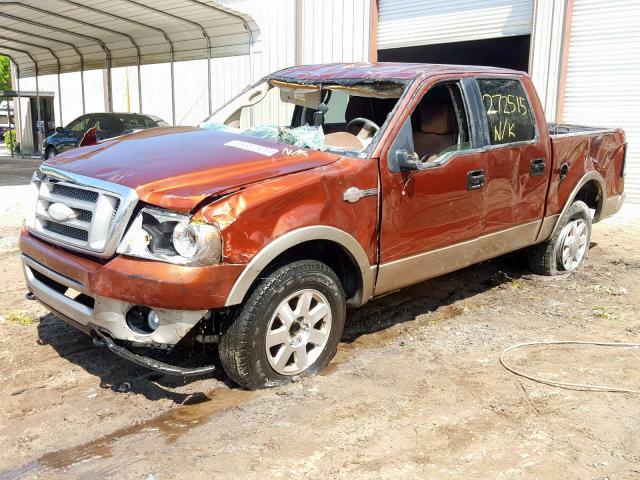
[42,112,169,159]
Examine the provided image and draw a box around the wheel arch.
[225,226,375,308]
[549,171,606,238]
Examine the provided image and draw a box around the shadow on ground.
[36,251,530,402]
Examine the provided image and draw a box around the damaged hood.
[45,126,340,212]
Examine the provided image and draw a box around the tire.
[528,200,592,276]
[45,147,58,159]
[219,260,346,390]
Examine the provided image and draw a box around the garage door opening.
[378,35,531,72]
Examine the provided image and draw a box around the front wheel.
[219,260,346,390]
[45,147,58,159]
[528,200,592,275]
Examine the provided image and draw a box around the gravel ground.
[0,183,639,479]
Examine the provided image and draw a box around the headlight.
[25,171,43,230]
[116,208,222,266]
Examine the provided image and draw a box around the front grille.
[43,220,89,241]
[29,173,136,256]
[78,209,93,222]
[52,184,99,203]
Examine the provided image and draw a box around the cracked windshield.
[200,79,404,154]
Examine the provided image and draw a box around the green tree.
[0,56,11,91]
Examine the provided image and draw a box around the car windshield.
[118,115,168,130]
[200,78,405,155]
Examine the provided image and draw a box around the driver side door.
[375,77,487,295]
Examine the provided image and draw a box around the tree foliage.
[0,56,11,91]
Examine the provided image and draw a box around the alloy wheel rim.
[558,219,588,271]
[265,288,332,375]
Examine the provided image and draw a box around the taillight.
[621,143,628,177]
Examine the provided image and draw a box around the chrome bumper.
[22,254,207,346]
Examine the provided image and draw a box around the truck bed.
[548,123,617,137]
[544,124,626,219]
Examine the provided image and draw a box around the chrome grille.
[27,168,139,257]
[43,220,90,241]
[78,209,93,222]
[52,184,99,203]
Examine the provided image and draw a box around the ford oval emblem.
[48,202,77,222]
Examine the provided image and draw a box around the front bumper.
[20,227,245,346]
[20,228,244,310]
[23,253,207,345]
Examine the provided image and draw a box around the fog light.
[126,306,159,334]
[147,310,160,331]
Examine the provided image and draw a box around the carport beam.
[35,65,41,156]
[0,11,111,112]
[0,46,42,155]
[0,23,88,116]
[2,55,22,157]
[6,94,12,156]
[0,35,64,126]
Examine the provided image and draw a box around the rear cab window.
[477,78,536,146]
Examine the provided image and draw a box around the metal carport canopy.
[0,0,259,124]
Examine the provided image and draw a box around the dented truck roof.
[272,62,522,82]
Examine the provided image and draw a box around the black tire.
[45,147,58,159]
[528,200,592,276]
[219,260,346,390]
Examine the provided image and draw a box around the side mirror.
[396,149,428,171]
[55,126,65,134]
[313,103,328,127]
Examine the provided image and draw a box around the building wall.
[560,0,640,203]
[528,0,566,121]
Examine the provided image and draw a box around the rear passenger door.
[474,77,551,234]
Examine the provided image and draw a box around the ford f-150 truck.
[20,63,627,389]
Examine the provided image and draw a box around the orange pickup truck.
[21,63,626,389]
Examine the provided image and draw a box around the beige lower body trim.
[535,214,560,243]
[375,220,541,296]
[599,193,625,221]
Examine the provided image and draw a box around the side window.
[323,90,349,125]
[66,116,90,136]
[93,116,112,134]
[410,82,472,161]
[477,78,536,145]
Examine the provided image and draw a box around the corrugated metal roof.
[0,0,259,78]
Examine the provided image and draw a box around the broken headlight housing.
[116,208,222,266]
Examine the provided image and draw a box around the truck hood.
[45,126,340,212]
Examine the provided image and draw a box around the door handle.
[466,169,485,190]
[530,158,546,176]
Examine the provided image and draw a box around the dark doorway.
[378,35,531,72]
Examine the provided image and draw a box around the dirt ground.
[1,207,639,479]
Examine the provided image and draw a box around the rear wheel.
[528,200,592,275]
[219,260,346,390]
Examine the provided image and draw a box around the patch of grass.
[4,309,36,326]
[587,284,627,296]
[592,306,619,321]
[508,279,525,290]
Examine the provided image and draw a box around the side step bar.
[91,327,216,377]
